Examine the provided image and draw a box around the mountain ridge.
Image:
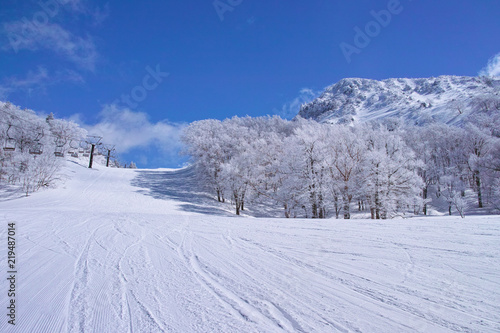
[297,75,500,125]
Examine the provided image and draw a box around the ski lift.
[82,143,90,156]
[54,137,65,157]
[29,142,43,155]
[29,129,44,155]
[78,142,85,154]
[54,147,64,157]
[3,125,16,151]
[79,141,90,154]
[4,138,16,151]
[68,139,79,154]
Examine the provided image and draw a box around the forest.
[182,111,500,219]
[0,101,91,196]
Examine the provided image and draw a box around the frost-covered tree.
[252,131,303,218]
[19,151,62,196]
[47,118,87,156]
[404,124,461,215]
[362,128,424,219]
[324,126,365,219]
[289,120,331,218]
[0,101,87,195]
[463,125,490,208]
[218,119,254,215]
[181,119,229,202]
[182,113,499,218]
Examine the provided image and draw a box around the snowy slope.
[0,160,499,332]
[297,76,500,125]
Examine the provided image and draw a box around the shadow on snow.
[131,166,235,216]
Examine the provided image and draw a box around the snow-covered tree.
[181,119,229,202]
[0,101,87,195]
[324,125,365,219]
[182,113,499,218]
[362,127,424,219]
[289,119,331,218]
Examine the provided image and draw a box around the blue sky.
[1,0,499,168]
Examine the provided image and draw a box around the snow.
[1,160,499,332]
[297,76,500,126]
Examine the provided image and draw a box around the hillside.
[297,76,500,125]
[0,159,499,332]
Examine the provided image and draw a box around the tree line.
[182,112,500,219]
[1,102,87,195]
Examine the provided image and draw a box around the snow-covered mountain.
[297,75,500,125]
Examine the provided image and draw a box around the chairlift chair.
[54,146,64,157]
[3,138,16,151]
[68,139,79,155]
[71,152,79,158]
[3,125,16,151]
[29,129,44,155]
[29,142,43,155]
[54,136,66,157]
[83,152,90,157]
[79,141,89,154]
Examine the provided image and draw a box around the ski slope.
[1,160,499,332]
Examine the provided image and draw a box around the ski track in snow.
[0,161,499,332]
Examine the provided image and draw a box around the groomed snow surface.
[1,160,499,332]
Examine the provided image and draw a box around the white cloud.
[0,67,84,99]
[3,22,98,71]
[61,0,85,13]
[89,4,110,26]
[479,53,500,77]
[276,88,318,119]
[3,66,49,90]
[61,0,109,24]
[82,105,185,156]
